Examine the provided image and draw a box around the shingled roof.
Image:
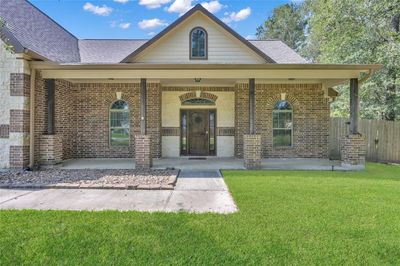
[0,0,80,63]
[0,0,307,64]
[78,39,306,64]
[79,40,147,64]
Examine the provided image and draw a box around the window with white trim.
[110,100,130,146]
[272,100,293,147]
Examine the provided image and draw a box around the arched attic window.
[190,27,207,59]
[272,100,293,147]
[110,100,130,146]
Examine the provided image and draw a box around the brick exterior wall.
[30,77,331,166]
[74,83,141,158]
[243,134,262,169]
[55,79,77,159]
[33,77,164,163]
[146,83,162,158]
[341,134,366,169]
[235,83,249,158]
[34,71,46,167]
[39,135,63,165]
[235,83,330,159]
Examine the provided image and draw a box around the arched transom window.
[272,100,293,147]
[110,100,130,146]
[190,27,207,59]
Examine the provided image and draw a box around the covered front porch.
[58,158,342,171]
[29,62,379,171]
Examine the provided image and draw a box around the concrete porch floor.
[59,158,342,171]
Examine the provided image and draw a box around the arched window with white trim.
[272,100,293,147]
[110,100,130,146]
[190,27,207,59]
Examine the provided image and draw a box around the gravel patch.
[0,169,178,190]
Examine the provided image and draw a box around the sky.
[29,0,292,40]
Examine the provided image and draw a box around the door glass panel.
[209,111,215,154]
[181,111,187,154]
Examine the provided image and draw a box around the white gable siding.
[135,13,265,64]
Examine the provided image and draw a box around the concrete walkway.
[0,170,237,214]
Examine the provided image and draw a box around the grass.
[1,163,400,265]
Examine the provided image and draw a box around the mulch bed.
[0,169,178,190]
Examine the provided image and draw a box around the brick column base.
[39,135,63,166]
[341,134,366,170]
[243,134,262,169]
[135,135,152,170]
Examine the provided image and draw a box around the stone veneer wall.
[0,39,31,168]
[235,83,330,159]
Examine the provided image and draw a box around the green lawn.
[1,163,400,265]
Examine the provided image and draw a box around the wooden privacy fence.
[329,117,400,163]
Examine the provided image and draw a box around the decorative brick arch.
[265,94,302,112]
[179,91,218,104]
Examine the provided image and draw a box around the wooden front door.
[188,110,209,156]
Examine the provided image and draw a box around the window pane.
[111,100,129,110]
[191,28,206,58]
[273,129,292,147]
[273,112,279,128]
[111,128,129,146]
[110,100,129,146]
[111,112,129,128]
[274,100,292,110]
[284,112,292,129]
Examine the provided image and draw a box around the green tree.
[304,0,400,120]
[256,3,307,52]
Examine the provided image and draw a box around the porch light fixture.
[194,78,202,83]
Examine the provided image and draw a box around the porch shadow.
[57,158,342,171]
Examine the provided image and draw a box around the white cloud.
[148,31,157,36]
[119,22,131,29]
[114,0,129,3]
[246,35,256,40]
[166,0,193,15]
[138,18,168,29]
[222,7,251,24]
[83,2,112,16]
[201,1,223,14]
[139,0,171,9]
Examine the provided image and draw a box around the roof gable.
[121,4,275,63]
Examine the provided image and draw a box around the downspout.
[29,65,36,169]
